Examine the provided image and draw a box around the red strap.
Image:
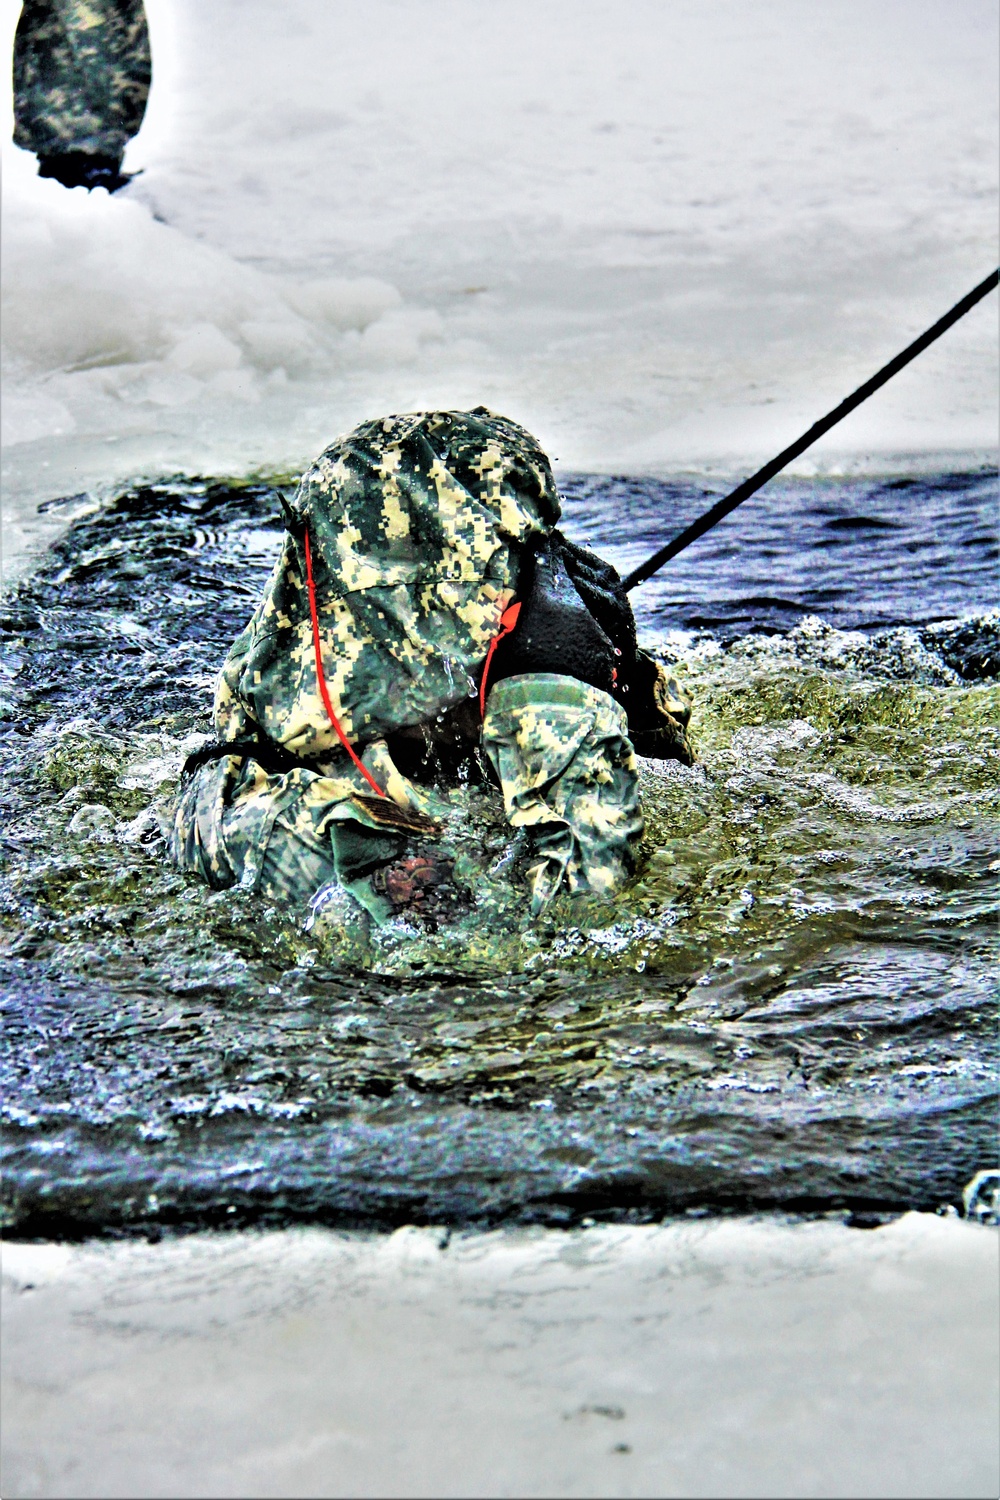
[303,527,386,798]
[479,601,522,718]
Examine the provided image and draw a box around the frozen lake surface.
[2,0,997,579]
[3,1214,998,1498]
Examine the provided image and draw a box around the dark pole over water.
[623,268,1000,593]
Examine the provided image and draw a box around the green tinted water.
[1,477,996,1232]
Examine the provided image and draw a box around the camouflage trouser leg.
[481,673,643,912]
[13,0,151,162]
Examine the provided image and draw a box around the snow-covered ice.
[2,0,997,579]
[3,1214,998,1498]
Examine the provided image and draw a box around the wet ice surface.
[3,1214,998,1499]
[0,471,997,1234]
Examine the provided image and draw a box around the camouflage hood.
[215,409,560,754]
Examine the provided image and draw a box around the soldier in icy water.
[171,410,692,924]
[13,0,150,192]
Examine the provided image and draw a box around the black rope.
[180,732,315,782]
[623,268,999,593]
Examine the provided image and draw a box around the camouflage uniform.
[171,409,651,920]
[172,736,459,926]
[481,674,642,912]
[13,0,150,181]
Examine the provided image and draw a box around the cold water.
[1,466,996,1234]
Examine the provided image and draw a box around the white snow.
[1,0,997,579]
[3,1214,998,1497]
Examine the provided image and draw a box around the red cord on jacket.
[479,601,522,718]
[303,526,386,798]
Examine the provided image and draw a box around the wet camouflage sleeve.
[481,673,643,913]
[173,671,641,921]
[13,0,150,160]
[170,738,447,925]
[214,409,560,756]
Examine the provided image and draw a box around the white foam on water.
[1,0,997,582]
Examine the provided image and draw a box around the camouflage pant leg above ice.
[481,673,643,913]
[169,740,443,925]
[13,0,151,160]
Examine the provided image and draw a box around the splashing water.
[0,470,996,1234]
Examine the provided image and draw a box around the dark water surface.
[1,468,997,1235]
